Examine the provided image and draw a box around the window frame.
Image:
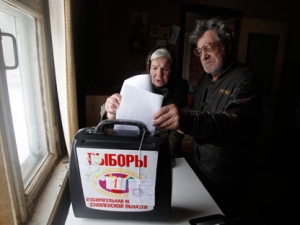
[0,0,64,223]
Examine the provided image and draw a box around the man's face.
[196,30,225,76]
[150,57,171,87]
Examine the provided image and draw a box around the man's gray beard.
[204,63,223,76]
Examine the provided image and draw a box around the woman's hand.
[104,93,122,119]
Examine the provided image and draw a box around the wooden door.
[237,17,288,162]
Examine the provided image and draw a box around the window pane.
[0,2,49,187]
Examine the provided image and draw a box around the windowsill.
[27,156,69,225]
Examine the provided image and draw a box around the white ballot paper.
[115,74,164,132]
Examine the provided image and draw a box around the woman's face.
[150,57,171,87]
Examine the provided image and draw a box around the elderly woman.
[100,47,189,164]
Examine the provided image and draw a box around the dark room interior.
[55,0,300,224]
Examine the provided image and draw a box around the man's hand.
[152,104,181,130]
[105,93,122,119]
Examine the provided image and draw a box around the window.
[0,0,63,223]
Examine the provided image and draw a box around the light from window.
[0,1,54,188]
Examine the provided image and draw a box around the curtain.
[49,0,78,155]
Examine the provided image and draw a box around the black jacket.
[180,63,263,189]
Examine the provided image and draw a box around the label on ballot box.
[77,147,158,212]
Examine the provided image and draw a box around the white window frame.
[0,0,68,224]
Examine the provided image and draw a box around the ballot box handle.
[94,119,150,137]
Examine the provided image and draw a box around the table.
[65,157,223,224]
